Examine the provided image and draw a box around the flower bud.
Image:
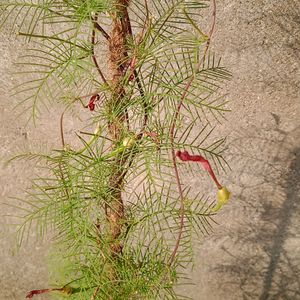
[217,186,231,205]
[122,136,135,148]
[212,186,231,212]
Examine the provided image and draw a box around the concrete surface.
[0,0,299,299]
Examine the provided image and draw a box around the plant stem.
[90,287,100,300]
[169,0,217,265]
[60,111,65,148]
[91,14,108,85]
[94,22,111,41]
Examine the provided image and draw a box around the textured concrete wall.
[1,1,299,299]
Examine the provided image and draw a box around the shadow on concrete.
[259,145,300,300]
[213,118,300,300]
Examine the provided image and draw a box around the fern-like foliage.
[2,0,231,299]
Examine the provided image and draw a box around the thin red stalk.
[138,0,149,42]
[168,79,193,265]
[126,4,149,136]
[168,143,186,265]
[122,5,148,135]
[90,287,100,300]
[203,0,216,63]
[94,22,110,41]
[91,14,108,85]
[58,110,71,200]
[169,0,217,265]
[60,111,65,148]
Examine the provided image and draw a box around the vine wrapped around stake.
[1,0,232,298]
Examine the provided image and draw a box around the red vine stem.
[169,0,217,265]
[60,110,65,148]
[90,287,100,300]
[122,1,149,135]
[94,22,110,41]
[91,14,108,85]
[203,0,216,63]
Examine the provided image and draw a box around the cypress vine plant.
[1,0,232,299]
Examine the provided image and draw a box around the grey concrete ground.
[1,0,300,299]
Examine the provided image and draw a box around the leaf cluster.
[2,0,231,299]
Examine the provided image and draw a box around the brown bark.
[106,0,131,255]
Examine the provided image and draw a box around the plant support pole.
[106,0,131,255]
